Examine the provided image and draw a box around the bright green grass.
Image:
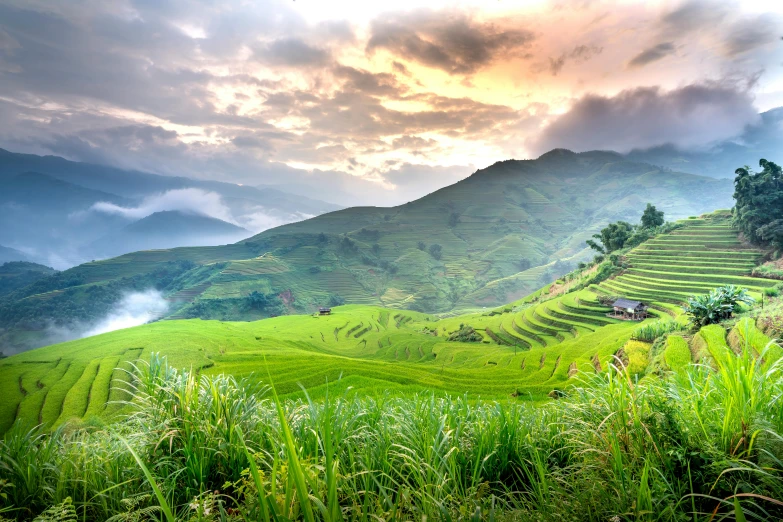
[664,335,691,371]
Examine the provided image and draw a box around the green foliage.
[640,203,665,229]
[428,243,442,260]
[0,262,56,298]
[631,320,681,342]
[587,221,634,254]
[446,324,482,342]
[684,285,755,327]
[416,241,426,251]
[733,159,783,250]
[3,348,782,521]
[447,212,460,228]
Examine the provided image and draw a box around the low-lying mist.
[33,289,169,353]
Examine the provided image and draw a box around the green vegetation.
[684,285,755,327]
[640,202,665,228]
[2,346,782,521]
[3,213,776,435]
[446,324,482,342]
[733,158,783,252]
[0,152,735,351]
[0,262,55,298]
[663,335,691,371]
[630,319,681,342]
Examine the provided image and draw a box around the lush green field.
[0,151,735,352]
[2,339,781,521]
[2,213,778,436]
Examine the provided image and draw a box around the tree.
[372,243,381,255]
[518,258,531,271]
[733,159,783,251]
[586,221,634,254]
[448,212,460,228]
[417,241,426,251]
[428,243,443,260]
[641,203,664,228]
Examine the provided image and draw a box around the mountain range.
[0,148,737,353]
[0,149,340,268]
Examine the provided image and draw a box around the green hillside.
[0,150,734,351]
[1,212,777,434]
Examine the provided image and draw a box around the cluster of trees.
[416,241,443,260]
[733,159,783,252]
[586,203,665,255]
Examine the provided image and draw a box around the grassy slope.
[3,212,778,434]
[0,151,734,345]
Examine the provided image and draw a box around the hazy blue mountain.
[0,149,342,268]
[0,148,341,214]
[88,210,251,258]
[0,245,30,264]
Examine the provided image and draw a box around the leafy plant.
[683,285,755,327]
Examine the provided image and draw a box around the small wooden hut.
[611,298,648,320]
[318,307,332,315]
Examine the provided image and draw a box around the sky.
[0,0,781,206]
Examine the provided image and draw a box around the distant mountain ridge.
[88,211,250,258]
[0,245,30,264]
[0,149,341,267]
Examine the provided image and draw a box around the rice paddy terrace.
[0,214,778,435]
[595,217,776,311]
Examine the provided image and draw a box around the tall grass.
[1,351,782,521]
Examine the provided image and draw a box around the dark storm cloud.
[628,42,676,68]
[529,83,760,155]
[367,11,534,75]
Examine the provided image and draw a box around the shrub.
[447,324,482,342]
[417,241,426,251]
[428,244,443,260]
[684,285,755,327]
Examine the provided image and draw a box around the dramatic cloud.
[367,11,535,74]
[628,42,676,68]
[91,189,237,223]
[0,0,780,206]
[529,83,761,155]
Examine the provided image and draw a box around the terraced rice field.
[2,215,778,435]
[594,219,777,314]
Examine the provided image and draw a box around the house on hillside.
[612,299,648,320]
[318,307,332,315]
